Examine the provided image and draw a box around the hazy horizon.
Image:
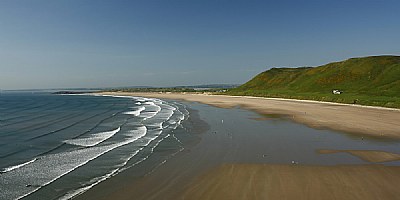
[1,0,399,90]
[0,83,242,91]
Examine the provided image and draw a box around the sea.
[0,92,189,200]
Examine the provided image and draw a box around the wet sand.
[82,93,400,200]
[99,92,400,139]
[184,164,400,200]
[318,149,400,163]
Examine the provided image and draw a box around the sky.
[0,0,399,90]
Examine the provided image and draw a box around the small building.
[332,89,342,94]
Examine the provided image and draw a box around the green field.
[227,56,400,108]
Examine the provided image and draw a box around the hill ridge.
[228,55,400,108]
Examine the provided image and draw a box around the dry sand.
[99,92,400,139]
[184,164,400,200]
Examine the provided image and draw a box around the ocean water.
[0,92,189,200]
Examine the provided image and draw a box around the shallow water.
[0,93,188,200]
[189,102,400,166]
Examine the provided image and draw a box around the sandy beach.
[100,92,400,139]
[77,92,400,200]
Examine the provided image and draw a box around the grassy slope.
[227,56,400,108]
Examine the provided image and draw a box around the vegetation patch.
[227,56,400,108]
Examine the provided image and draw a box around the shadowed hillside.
[228,56,400,108]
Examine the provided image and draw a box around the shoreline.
[97,92,400,140]
[77,94,400,200]
[74,103,212,200]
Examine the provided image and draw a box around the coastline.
[98,92,400,140]
[77,94,400,200]
[74,103,213,200]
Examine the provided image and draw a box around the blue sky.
[1,0,399,89]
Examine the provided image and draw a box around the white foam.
[141,102,162,120]
[58,168,120,200]
[117,129,163,173]
[123,106,145,116]
[59,143,147,200]
[135,98,146,102]
[1,158,37,173]
[4,126,148,200]
[9,95,189,200]
[94,95,165,121]
[158,110,174,124]
[61,128,162,200]
[67,126,159,200]
[64,127,121,147]
[59,104,188,199]
[125,125,147,139]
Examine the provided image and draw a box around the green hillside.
[227,56,400,108]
